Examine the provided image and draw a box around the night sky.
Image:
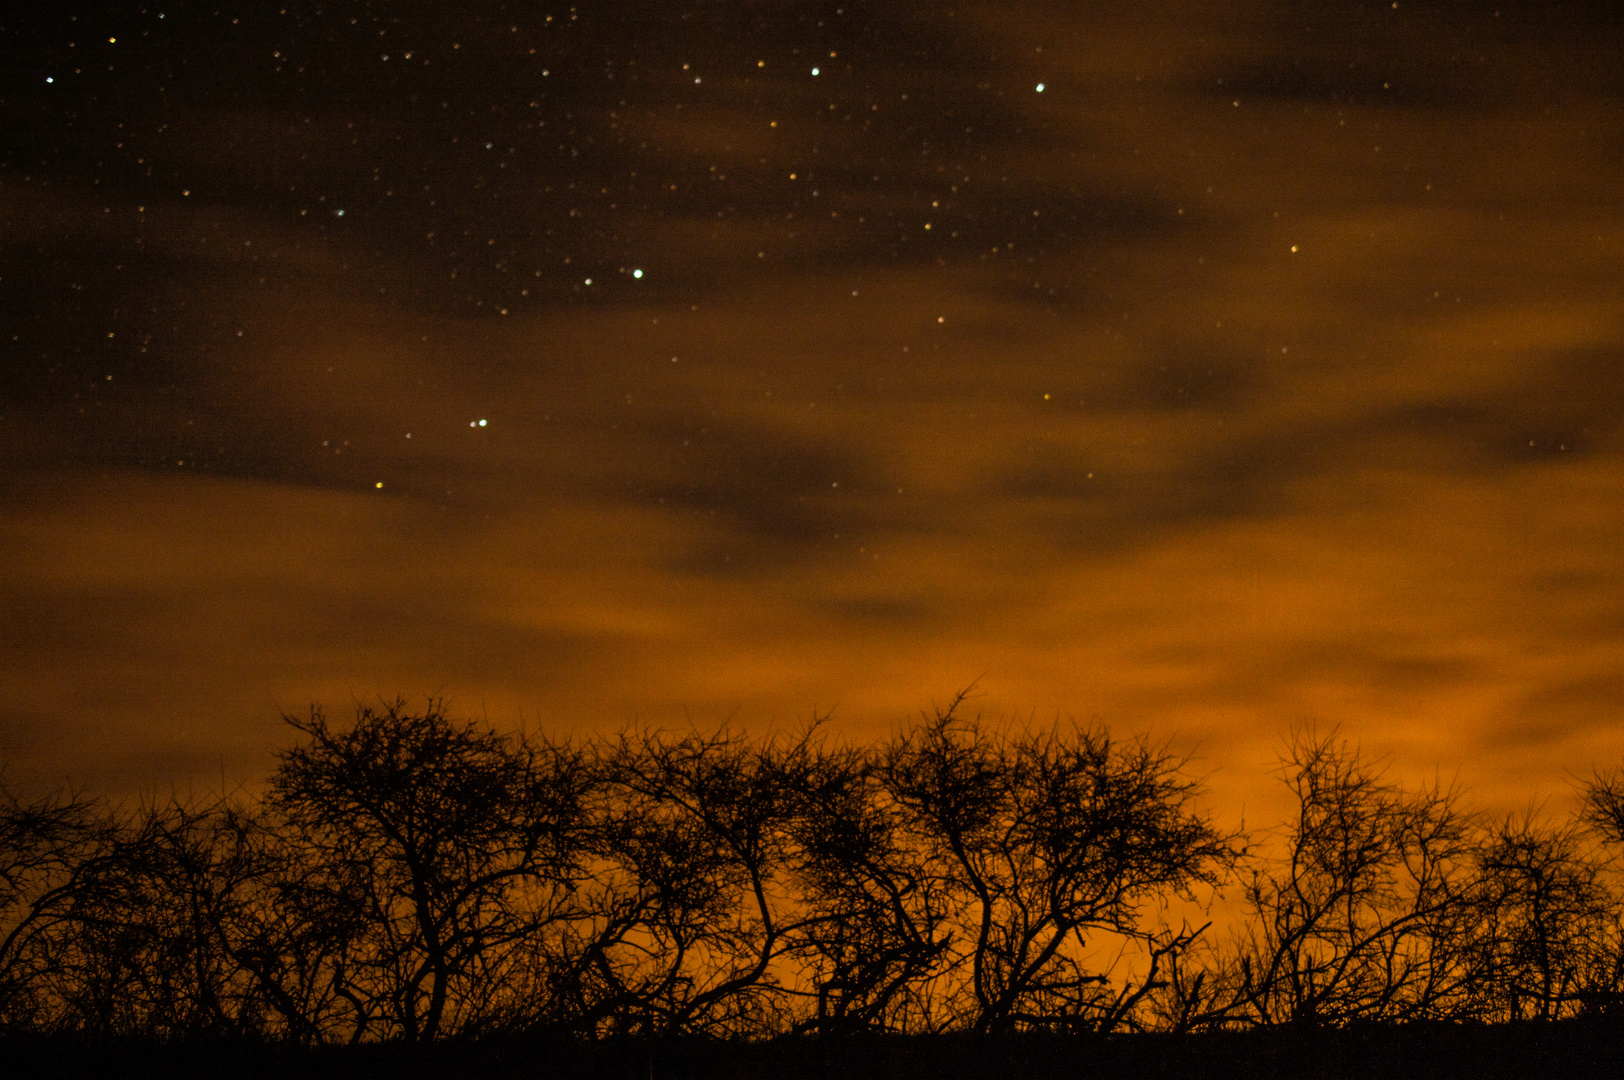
[3,1,1622,818]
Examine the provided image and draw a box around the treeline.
[4,698,1624,1044]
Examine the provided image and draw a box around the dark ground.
[4,1022,1622,1080]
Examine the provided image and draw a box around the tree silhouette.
[585,725,827,1037]
[783,739,957,1035]
[1196,733,1483,1028]
[8,704,1624,1044]
[0,781,110,1031]
[1580,767,1624,847]
[878,697,1238,1034]
[1474,814,1619,1020]
[268,701,596,1040]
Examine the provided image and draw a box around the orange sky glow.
[3,1,1621,830]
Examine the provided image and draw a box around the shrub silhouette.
[875,697,1238,1034]
[1215,733,1483,1027]
[0,781,110,1030]
[3,703,1624,1045]
[266,701,597,1041]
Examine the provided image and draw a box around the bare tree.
[22,708,1624,1042]
[1473,814,1619,1021]
[495,755,753,1038]
[1214,733,1485,1028]
[267,701,596,1040]
[1577,766,1624,1013]
[57,795,378,1042]
[0,780,111,1031]
[783,740,958,1035]
[585,725,829,1037]
[1581,767,1624,848]
[878,698,1238,1034]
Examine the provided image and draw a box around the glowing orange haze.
[2,1,1620,832]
